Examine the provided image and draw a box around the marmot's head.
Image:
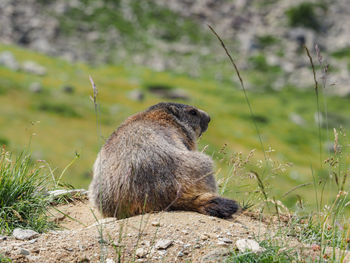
[147,102,211,137]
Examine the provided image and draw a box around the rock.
[29,82,43,93]
[62,85,75,94]
[167,89,190,100]
[135,248,147,258]
[289,113,306,126]
[200,234,208,240]
[19,248,30,255]
[236,239,264,253]
[181,230,189,235]
[48,189,88,199]
[287,68,315,88]
[177,251,184,257]
[219,237,232,244]
[151,221,161,227]
[21,61,47,76]
[106,259,115,263]
[217,241,229,247]
[128,89,144,102]
[0,51,19,70]
[155,239,173,250]
[141,240,150,246]
[13,228,39,240]
[202,248,231,262]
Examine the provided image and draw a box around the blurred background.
[0,0,349,211]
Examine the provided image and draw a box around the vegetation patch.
[226,240,298,263]
[34,101,82,118]
[0,149,55,234]
[286,2,327,31]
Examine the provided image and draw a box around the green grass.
[0,43,349,215]
[226,240,298,263]
[0,148,56,234]
[0,254,12,263]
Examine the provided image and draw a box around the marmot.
[89,102,240,219]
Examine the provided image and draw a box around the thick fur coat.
[89,102,239,219]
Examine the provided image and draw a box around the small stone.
[177,251,184,257]
[141,240,150,246]
[183,244,191,249]
[194,244,201,249]
[0,235,7,241]
[236,239,264,253]
[29,82,43,93]
[217,241,229,247]
[27,238,37,244]
[106,259,115,263]
[181,230,189,235]
[136,248,147,258]
[13,228,39,240]
[155,239,173,250]
[128,89,144,102]
[151,221,161,227]
[0,51,19,70]
[78,244,86,251]
[20,248,30,255]
[200,234,208,240]
[219,238,232,244]
[158,250,167,256]
[21,61,47,76]
[202,248,231,262]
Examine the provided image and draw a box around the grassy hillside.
[0,43,349,212]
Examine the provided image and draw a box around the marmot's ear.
[168,105,180,118]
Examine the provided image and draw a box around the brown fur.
[89,102,240,219]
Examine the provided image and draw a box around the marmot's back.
[89,102,240,219]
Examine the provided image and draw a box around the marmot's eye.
[189,109,197,116]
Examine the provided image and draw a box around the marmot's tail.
[199,195,240,218]
[172,192,240,219]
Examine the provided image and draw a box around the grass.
[0,148,55,234]
[0,43,349,261]
[1,43,350,211]
[226,240,298,263]
[0,254,12,263]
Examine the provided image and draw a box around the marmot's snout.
[199,109,210,135]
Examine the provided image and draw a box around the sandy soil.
[0,200,348,262]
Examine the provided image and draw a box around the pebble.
[219,237,232,244]
[151,221,161,227]
[13,228,39,240]
[177,251,184,257]
[106,259,115,263]
[200,234,208,240]
[155,239,173,250]
[217,241,229,246]
[181,230,189,235]
[141,240,150,246]
[21,61,47,76]
[136,248,147,258]
[202,248,231,262]
[19,248,30,256]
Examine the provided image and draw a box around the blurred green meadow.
[0,43,349,213]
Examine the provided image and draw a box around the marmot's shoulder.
[109,102,211,151]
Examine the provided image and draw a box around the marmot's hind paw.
[204,197,240,219]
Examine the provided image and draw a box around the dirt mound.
[0,200,348,262]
